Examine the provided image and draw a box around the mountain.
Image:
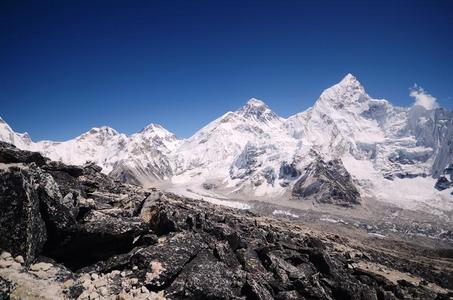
[0,119,181,186]
[1,74,452,213]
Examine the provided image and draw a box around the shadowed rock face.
[292,158,361,207]
[0,141,46,166]
[0,143,452,299]
[0,165,47,265]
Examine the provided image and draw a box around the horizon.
[1,0,453,140]
[1,72,450,141]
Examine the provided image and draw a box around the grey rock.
[292,158,360,206]
[0,165,47,264]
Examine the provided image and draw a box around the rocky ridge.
[0,142,452,299]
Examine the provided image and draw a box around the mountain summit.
[1,74,452,213]
[236,98,282,124]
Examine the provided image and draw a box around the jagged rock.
[435,176,452,191]
[0,141,46,166]
[42,161,84,177]
[0,165,47,264]
[131,232,203,290]
[279,162,301,180]
[167,249,245,299]
[0,144,451,299]
[292,158,361,206]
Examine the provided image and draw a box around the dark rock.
[242,276,274,300]
[278,162,301,180]
[0,165,47,264]
[42,161,83,177]
[45,211,148,270]
[435,176,452,191]
[168,249,245,299]
[131,232,203,290]
[0,276,15,300]
[202,183,217,190]
[0,142,46,166]
[292,158,361,206]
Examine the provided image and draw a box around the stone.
[0,252,11,260]
[0,165,47,264]
[62,279,75,289]
[14,255,24,264]
[0,260,13,269]
[0,141,46,166]
[30,262,53,271]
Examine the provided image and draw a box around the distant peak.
[138,122,177,139]
[338,73,360,87]
[315,73,368,107]
[246,98,267,107]
[87,126,119,135]
[141,123,164,132]
[238,98,270,115]
[236,98,281,123]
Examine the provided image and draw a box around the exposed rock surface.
[292,158,361,206]
[0,143,452,299]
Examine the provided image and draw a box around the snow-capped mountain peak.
[339,73,360,86]
[316,73,368,108]
[86,126,119,136]
[134,123,180,153]
[139,123,175,138]
[236,98,283,125]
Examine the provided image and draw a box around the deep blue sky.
[1,0,452,140]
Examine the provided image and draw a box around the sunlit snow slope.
[1,74,452,213]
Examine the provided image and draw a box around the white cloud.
[409,84,438,110]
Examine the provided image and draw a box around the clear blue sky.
[1,0,452,140]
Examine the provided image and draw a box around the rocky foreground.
[0,141,452,300]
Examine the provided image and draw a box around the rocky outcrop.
[0,141,46,166]
[0,143,452,299]
[292,158,361,206]
[0,164,47,265]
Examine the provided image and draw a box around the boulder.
[0,165,47,264]
[0,142,46,166]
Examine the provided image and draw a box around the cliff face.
[0,142,452,300]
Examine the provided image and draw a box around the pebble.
[88,291,99,299]
[14,255,24,264]
[63,279,75,289]
[0,260,13,268]
[0,252,12,260]
[30,262,52,272]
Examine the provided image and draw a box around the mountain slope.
[1,74,452,213]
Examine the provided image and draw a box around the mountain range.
[1,74,452,213]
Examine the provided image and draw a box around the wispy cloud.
[409,84,438,110]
